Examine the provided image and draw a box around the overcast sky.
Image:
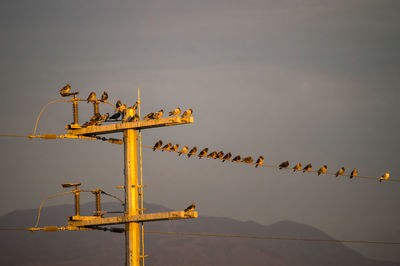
[1,0,399,261]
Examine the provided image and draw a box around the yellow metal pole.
[124,128,140,266]
[138,88,145,266]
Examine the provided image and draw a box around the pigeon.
[110,112,121,120]
[169,107,181,116]
[318,165,327,176]
[90,113,102,122]
[379,171,390,182]
[144,112,155,120]
[116,104,127,113]
[127,113,139,122]
[154,109,164,119]
[182,109,193,117]
[279,161,289,169]
[100,91,108,102]
[161,142,172,152]
[198,148,209,159]
[242,156,253,163]
[222,152,232,162]
[184,204,195,212]
[87,92,96,103]
[131,102,139,111]
[232,155,241,162]
[178,146,189,156]
[293,163,302,172]
[350,168,358,179]
[116,100,122,109]
[255,156,264,168]
[170,144,179,152]
[207,151,217,159]
[335,167,345,177]
[153,140,163,151]
[100,113,109,121]
[303,164,312,172]
[187,146,197,158]
[59,84,78,97]
[216,151,224,159]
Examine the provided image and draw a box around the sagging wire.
[146,142,400,183]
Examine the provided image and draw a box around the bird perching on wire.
[86,92,96,103]
[187,146,197,158]
[380,171,390,182]
[169,107,181,116]
[335,167,345,177]
[184,204,195,212]
[318,165,328,176]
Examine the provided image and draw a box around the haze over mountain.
[0,202,398,266]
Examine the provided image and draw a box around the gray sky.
[1,0,399,261]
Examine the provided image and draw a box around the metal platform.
[68,116,193,136]
[68,211,198,227]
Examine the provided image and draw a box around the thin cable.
[33,99,72,136]
[34,191,75,227]
[100,191,124,205]
[0,228,29,231]
[0,134,31,138]
[144,145,400,183]
[144,231,400,246]
[33,98,116,136]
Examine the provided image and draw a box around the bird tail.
[335,174,338,177]
[188,154,192,158]
[379,179,383,182]
[178,153,182,156]
[255,165,258,168]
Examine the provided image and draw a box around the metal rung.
[139,255,149,258]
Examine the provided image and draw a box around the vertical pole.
[124,129,140,266]
[137,88,145,265]
[74,190,80,216]
[72,99,79,125]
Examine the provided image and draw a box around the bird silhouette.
[379,171,390,182]
[153,140,163,151]
[100,91,108,102]
[170,144,179,152]
[116,100,122,109]
[144,112,155,120]
[216,151,224,159]
[178,146,189,156]
[100,113,109,121]
[303,164,312,172]
[232,155,241,162]
[198,148,209,159]
[169,107,181,116]
[161,142,172,152]
[131,102,138,111]
[59,84,79,97]
[279,161,289,169]
[110,112,121,120]
[182,109,193,117]
[335,167,345,177]
[90,113,102,122]
[222,152,232,162]
[318,165,327,176]
[154,109,164,119]
[242,156,253,163]
[293,163,302,172]
[350,168,358,179]
[187,146,197,157]
[255,156,264,168]
[184,204,195,212]
[87,92,96,103]
[207,151,217,159]
[127,113,139,122]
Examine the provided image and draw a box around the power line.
[1,227,399,246]
[145,231,400,246]
[144,144,400,183]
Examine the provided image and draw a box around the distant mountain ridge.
[0,202,398,266]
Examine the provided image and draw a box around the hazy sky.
[1,0,399,261]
